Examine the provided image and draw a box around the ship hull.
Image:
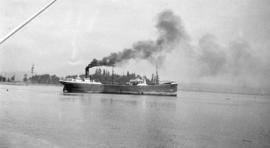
[60,81,177,96]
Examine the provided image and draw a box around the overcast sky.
[0,0,270,84]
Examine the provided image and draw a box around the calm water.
[0,84,270,148]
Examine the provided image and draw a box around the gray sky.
[0,0,270,85]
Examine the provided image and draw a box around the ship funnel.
[85,66,90,78]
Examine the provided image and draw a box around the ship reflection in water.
[0,85,270,148]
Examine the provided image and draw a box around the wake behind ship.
[60,67,178,96]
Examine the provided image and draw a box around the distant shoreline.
[180,83,270,96]
[181,88,270,96]
[0,81,269,96]
[0,82,61,86]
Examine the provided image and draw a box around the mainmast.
[111,67,114,84]
[155,64,159,85]
[31,64,35,77]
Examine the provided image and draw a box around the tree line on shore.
[66,68,159,85]
[0,68,159,85]
[0,74,60,84]
[0,75,15,82]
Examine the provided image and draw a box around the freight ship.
[60,67,178,96]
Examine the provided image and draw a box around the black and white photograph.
[0,0,270,147]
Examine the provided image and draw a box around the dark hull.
[60,81,177,96]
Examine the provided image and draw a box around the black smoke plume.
[86,9,270,91]
[86,10,188,69]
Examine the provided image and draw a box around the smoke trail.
[195,35,260,78]
[86,9,270,91]
[193,34,270,90]
[196,34,226,76]
[86,10,188,69]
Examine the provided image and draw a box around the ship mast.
[0,0,57,45]
[31,64,35,77]
[155,64,159,85]
[111,67,114,84]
